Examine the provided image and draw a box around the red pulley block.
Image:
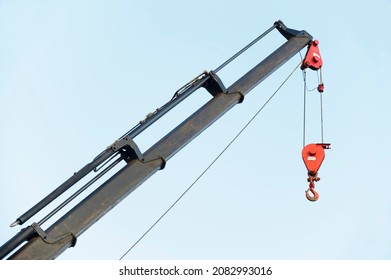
[301,40,323,71]
[301,39,325,93]
[302,143,330,202]
[302,143,327,175]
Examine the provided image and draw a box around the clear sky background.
[1,0,390,260]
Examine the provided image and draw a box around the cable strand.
[319,68,324,143]
[302,70,307,147]
[320,90,324,143]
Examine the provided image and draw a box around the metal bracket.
[111,137,144,163]
[31,223,77,247]
[202,71,245,103]
[275,20,313,41]
[157,156,166,170]
[112,137,167,170]
[202,71,227,96]
[229,91,245,104]
[140,155,167,170]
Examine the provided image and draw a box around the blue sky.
[1,0,391,260]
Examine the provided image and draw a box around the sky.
[1,0,391,260]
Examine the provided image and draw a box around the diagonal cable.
[119,61,301,260]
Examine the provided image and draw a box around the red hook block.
[302,143,330,202]
[302,143,328,175]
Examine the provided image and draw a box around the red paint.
[302,143,326,175]
[302,143,330,202]
[301,40,323,71]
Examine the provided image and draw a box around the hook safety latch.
[302,143,330,202]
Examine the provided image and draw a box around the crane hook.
[305,183,319,202]
[302,143,330,202]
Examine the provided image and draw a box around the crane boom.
[0,21,314,259]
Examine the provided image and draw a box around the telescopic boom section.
[1,21,313,259]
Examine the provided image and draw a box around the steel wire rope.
[302,66,325,146]
[302,70,307,147]
[118,60,302,260]
[320,88,324,143]
[318,69,325,143]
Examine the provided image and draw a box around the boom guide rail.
[1,21,315,259]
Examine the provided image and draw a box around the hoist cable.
[119,61,302,260]
[319,68,325,143]
[302,67,325,145]
[302,70,307,147]
[320,91,324,143]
